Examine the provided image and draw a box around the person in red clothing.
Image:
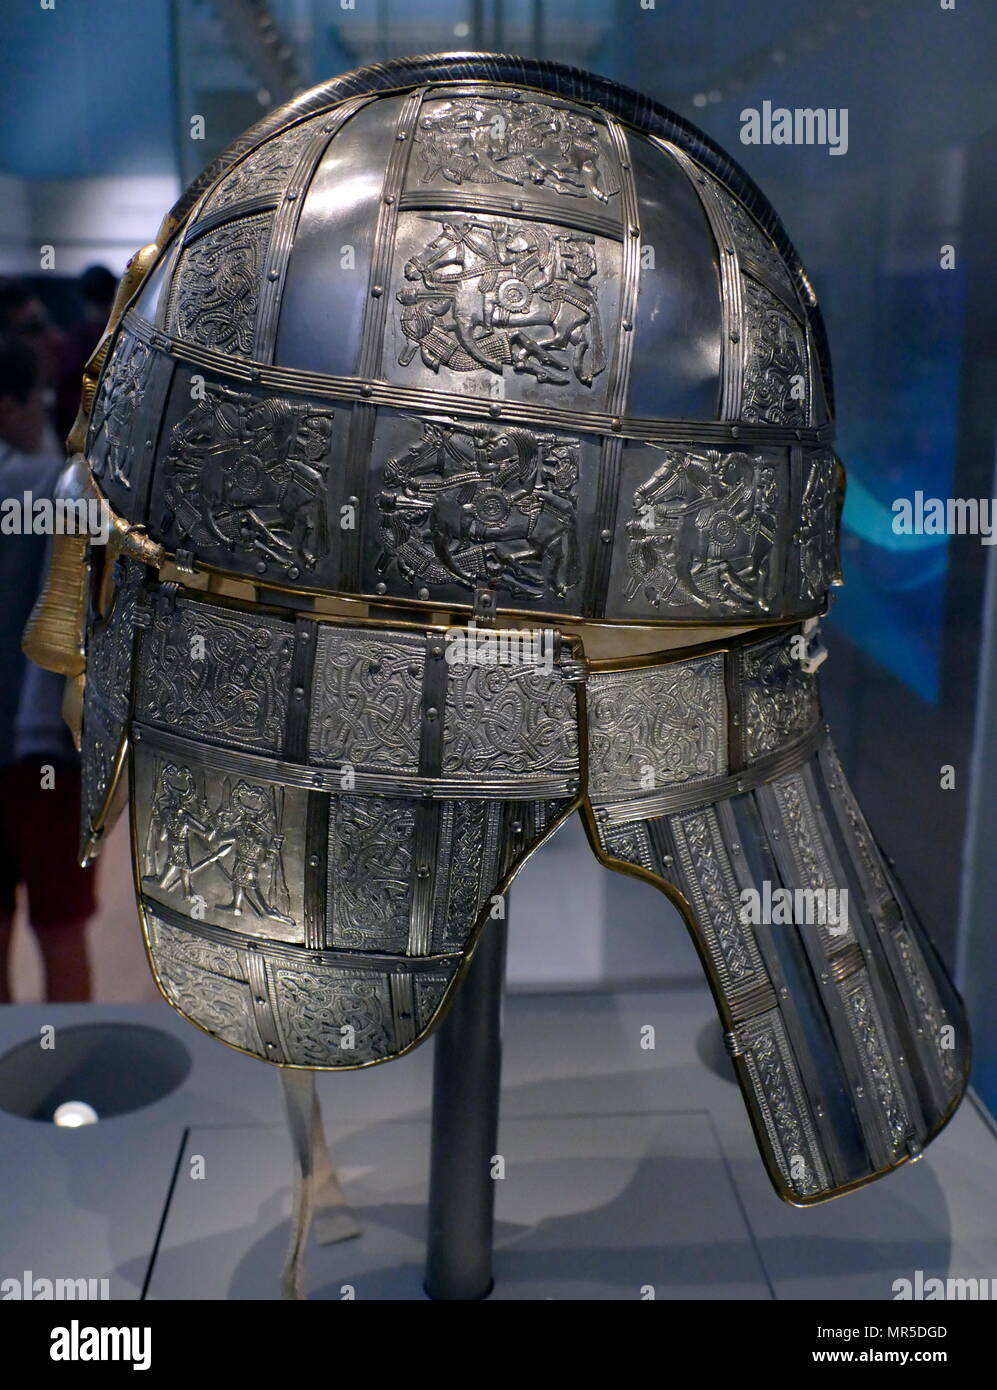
[0,334,95,1001]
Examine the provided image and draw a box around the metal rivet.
[383,194,394,206]
[629,225,640,237]
[730,426,740,438]
[145,438,152,448]
[256,997,265,1005]
[724,245,735,256]
[731,842,741,854]
[622,319,633,331]
[267,1042,276,1049]
[370,285,383,298]
[255,561,267,574]
[426,706,438,720]
[293,686,305,699]
[308,856,320,869]
[662,854,673,865]
[418,587,430,600]
[362,384,373,397]
[730,330,740,343]
[268,270,279,281]
[396,131,407,141]
[489,403,501,417]
[511,200,522,212]
[511,821,523,835]
[600,529,612,542]
[288,566,299,579]
[430,644,444,659]
[611,417,622,431]
[133,728,142,742]
[285,190,298,201]
[417,864,430,878]
[375,582,387,594]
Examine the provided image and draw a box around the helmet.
[25,54,966,1208]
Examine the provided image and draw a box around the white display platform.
[0,990,994,1301]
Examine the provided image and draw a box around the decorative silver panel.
[798,449,837,604]
[708,179,801,310]
[375,415,583,603]
[200,115,332,215]
[408,94,621,211]
[383,209,622,410]
[134,743,307,943]
[740,635,819,762]
[670,804,766,992]
[443,659,579,777]
[613,444,787,618]
[310,627,424,772]
[270,966,396,1065]
[155,383,336,581]
[327,796,415,952]
[166,213,274,358]
[135,601,293,753]
[587,656,725,801]
[80,561,142,843]
[738,1011,829,1197]
[88,332,155,492]
[740,278,809,428]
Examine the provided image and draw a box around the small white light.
[53,1101,99,1128]
[692,93,707,108]
[453,21,470,38]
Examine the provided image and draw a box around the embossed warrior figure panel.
[143,760,293,926]
[159,385,334,576]
[397,217,605,385]
[624,448,779,612]
[89,335,154,489]
[415,97,619,204]
[377,418,580,600]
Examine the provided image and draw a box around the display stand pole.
[423,914,507,1300]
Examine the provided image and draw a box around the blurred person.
[0,334,95,1001]
[0,278,66,453]
[55,265,117,441]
